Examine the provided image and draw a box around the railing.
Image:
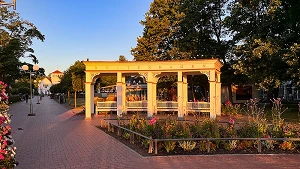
[96,101,211,112]
[126,101,148,111]
[96,101,117,112]
[156,101,178,111]
[187,102,210,112]
[101,120,300,155]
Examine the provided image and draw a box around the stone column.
[153,82,157,115]
[146,72,154,118]
[209,71,216,118]
[216,73,221,116]
[116,72,124,117]
[85,82,92,119]
[183,74,188,116]
[177,71,183,118]
[122,77,126,114]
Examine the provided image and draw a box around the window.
[236,86,252,100]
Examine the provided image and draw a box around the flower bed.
[0,81,17,168]
[98,98,300,156]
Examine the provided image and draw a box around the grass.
[264,104,300,123]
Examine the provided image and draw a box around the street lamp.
[0,0,16,10]
[22,64,39,116]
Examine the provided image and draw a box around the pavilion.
[82,59,223,119]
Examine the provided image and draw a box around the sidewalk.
[8,96,300,169]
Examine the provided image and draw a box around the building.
[38,70,64,95]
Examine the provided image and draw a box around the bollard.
[108,123,111,132]
[206,139,211,153]
[148,136,153,154]
[117,128,121,136]
[155,139,158,155]
[257,138,262,153]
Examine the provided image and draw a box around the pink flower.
[229,118,235,124]
[149,117,157,125]
[0,154,4,160]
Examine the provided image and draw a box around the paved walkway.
[8,96,300,169]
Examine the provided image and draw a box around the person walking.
[25,93,29,103]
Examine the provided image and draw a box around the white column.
[216,73,221,116]
[209,71,216,118]
[183,74,188,116]
[122,78,126,114]
[147,72,153,118]
[91,84,94,115]
[153,82,157,115]
[177,71,183,118]
[85,82,92,119]
[116,72,123,117]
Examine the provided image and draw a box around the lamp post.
[22,64,39,116]
[0,0,16,9]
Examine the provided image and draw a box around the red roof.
[52,70,63,74]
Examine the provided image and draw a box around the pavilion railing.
[187,102,210,112]
[96,101,211,112]
[156,101,178,111]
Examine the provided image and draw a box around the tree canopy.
[0,6,45,86]
[132,0,300,94]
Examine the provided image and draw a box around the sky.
[16,0,153,75]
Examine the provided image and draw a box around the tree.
[69,61,85,107]
[0,6,45,86]
[131,0,188,61]
[119,55,127,61]
[225,0,299,95]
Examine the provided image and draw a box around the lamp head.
[22,65,29,71]
[33,64,39,71]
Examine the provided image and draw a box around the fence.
[100,119,300,155]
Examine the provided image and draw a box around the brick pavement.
[8,97,300,169]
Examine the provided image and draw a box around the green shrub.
[8,95,21,103]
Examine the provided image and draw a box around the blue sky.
[17,0,153,75]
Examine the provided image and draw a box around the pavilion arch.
[83,59,223,120]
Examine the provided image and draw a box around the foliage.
[178,141,196,151]
[279,141,294,151]
[8,95,20,103]
[163,141,176,153]
[223,140,238,151]
[0,6,45,85]
[226,0,300,89]
[271,98,288,132]
[199,141,216,152]
[122,132,130,140]
[70,61,85,92]
[221,100,242,115]
[0,81,17,168]
[131,0,187,61]
[116,99,300,154]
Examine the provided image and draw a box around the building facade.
[38,70,64,95]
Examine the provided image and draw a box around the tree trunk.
[227,84,233,103]
[74,91,77,108]
[68,91,70,105]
